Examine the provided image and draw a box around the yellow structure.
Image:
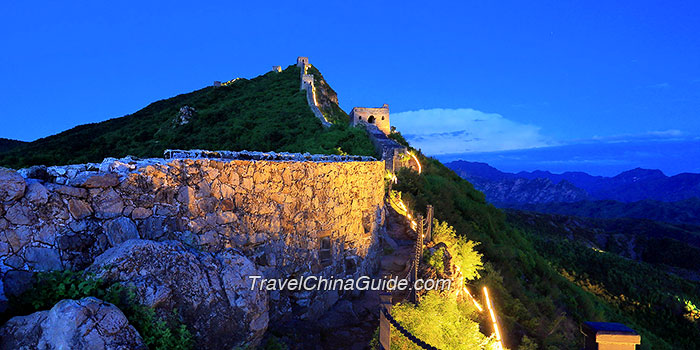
[582,322,641,350]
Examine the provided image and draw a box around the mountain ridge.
[0,65,376,169]
[2,59,698,349]
[0,138,27,153]
[447,160,700,203]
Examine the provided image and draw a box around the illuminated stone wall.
[0,153,385,319]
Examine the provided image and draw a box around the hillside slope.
[513,197,700,226]
[394,148,700,349]
[0,138,26,153]
[507,210,700,275]
[0,65,375,169]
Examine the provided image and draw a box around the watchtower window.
[368,115,376,124]
[381,116,385,120]
[319,237,332,265]
[359,116,362,121]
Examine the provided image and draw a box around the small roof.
[583,322,638,335]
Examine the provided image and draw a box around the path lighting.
[462,286,484,312]
[484,287,505,350]
[410,152,422,174]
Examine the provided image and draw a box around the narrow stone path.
[314,205,417,350]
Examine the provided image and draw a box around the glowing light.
[484,287,504,350]
[410,152,422,174]
[462,287,483,312]
[221,77,243,86]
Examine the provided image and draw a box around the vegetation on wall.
[0,65,376,169]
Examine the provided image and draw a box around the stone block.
[69,199,93,220]
[92,188,124,219]
[103,217,139,246]
[24,246,62,271]
[0,168,26,202]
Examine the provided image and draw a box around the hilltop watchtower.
[350,104,391,135]
[297,57,309,67]
[301,74,314,89]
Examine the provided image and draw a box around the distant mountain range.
[447,160,700,203]
[446,160,700,225]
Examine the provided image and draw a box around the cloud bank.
[391,108,551,155]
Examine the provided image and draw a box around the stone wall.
[0,151,385,320]
[362,124,408,172]
[299,60,331,127]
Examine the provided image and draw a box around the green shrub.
[424,247,446,275]
[263,335,289,350]
[431,219,483,280]
[390,292,498,350]
[4,270,194,350]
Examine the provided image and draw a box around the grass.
[0,65,376,168]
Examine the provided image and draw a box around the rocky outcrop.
[466,176,589,205]
[0,297,146,350]
[175,106,196,126]
[86,239,268,349]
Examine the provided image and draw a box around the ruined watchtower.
[272,65,282,73]
[350,104,391,135]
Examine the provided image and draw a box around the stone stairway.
[309,205,418,350]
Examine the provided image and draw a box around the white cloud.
[589,129,683,142]
[391,108,551,155]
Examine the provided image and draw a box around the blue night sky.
[2,1,699,175]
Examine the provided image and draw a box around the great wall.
[294,57,409,173]
[0,56,648,350]
[0,56,430,349]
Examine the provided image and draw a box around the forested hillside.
[394,142,700,349]
[0,65,375,169]
[0,138,26,153]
